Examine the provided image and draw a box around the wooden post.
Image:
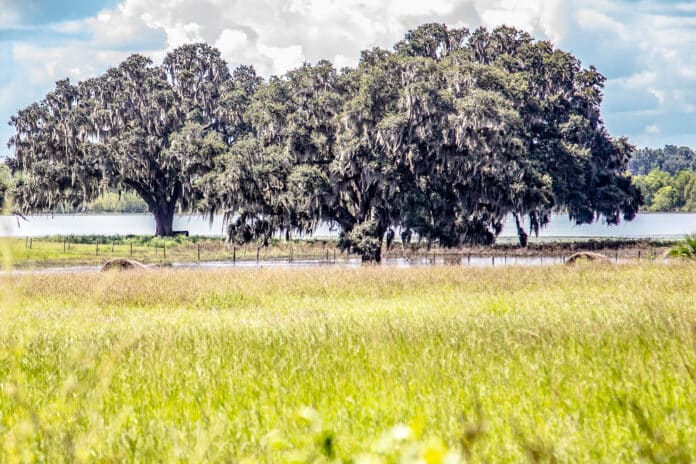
[491,256,495,267]
[233,247,236,263]
[163,241,166,259]
[257,247,260,264]
[25,237,28,248]
[111,241,115,253]
[29,238,32,249]
[130,241,133,256]
[333,249,336,262]
[197,243,200,261]
[615,250,618,262]
[467,252,471,264]
[638,250,641,260]
[326,249,329,262]
[96,240,99,256]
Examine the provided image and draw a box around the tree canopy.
[200,24,641,260]
[7,23,642,258]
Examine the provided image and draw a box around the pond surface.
[1,212,695,239]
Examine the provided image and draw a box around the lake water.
[1,213,695,239]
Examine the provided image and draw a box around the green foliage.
[8,23,642,251]
[51,191,149,213]
[668,235,696,258]
[1,265,696,461]
[202,24,640,261]
[633,169,696,212]
[629,145,696,175]
[0,162,11,210]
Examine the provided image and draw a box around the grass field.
[1,263,696,462]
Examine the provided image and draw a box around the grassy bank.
[0,235,677,269]
[1,264,696,461]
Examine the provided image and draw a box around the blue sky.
[1,0,695,155]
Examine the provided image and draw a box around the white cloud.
[2,0,696,149]
[60,0,570,79]
[645,124,660,134]
[575,8,626,34]
[11,43,132,84]
[0,8,20,29]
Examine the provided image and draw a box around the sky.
[1,0,695,154]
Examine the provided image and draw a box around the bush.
[668,235,696,258]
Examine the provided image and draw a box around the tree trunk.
[153,204,175,237]
[514,212,528,248]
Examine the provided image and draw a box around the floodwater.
[1,212,696,239]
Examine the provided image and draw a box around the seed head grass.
[1,262,696,462]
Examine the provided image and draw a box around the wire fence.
[13,235,670,268]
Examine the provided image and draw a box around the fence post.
[233,247,236,263]
[491,256,495,267]
[257,247,260,264]
[163,241,166,259]
[29,238,32,249]
[96,239,99,256]
[638,250,641,261]
[130,241,133,257]
[333,249,336,262]
[197,243,200,261]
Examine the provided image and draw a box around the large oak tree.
[7,24,641,256]
[8,44,251,235]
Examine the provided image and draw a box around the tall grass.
[1,264,696,462]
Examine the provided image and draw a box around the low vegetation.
[668,235,696,258]
[1,263,696,461]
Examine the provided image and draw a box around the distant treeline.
[629,145,696,176]
[55,191,148,214]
